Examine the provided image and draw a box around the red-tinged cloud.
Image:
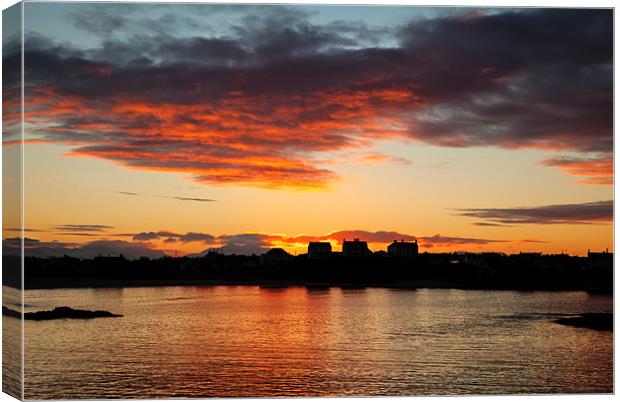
[541,156,613,185]
[283,230,418,244]
[5,9,611,188]
[456,200,613,225]
[358,153,412,166]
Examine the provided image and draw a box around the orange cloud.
[541,156,613,185]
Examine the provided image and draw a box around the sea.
[2,286,613,398]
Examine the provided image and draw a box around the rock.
[3,306,122,320]
[554,313,612,332]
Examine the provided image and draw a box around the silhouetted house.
[342,239,371,257]
[262,248,292,264]
[387,240,418,258]
[308,242,332,259]
[588,249,613,273]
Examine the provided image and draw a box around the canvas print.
[1,2,614,399]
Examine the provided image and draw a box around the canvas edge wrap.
[2,1,24,400]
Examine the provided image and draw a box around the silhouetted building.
[342,239,371,257]
[588,249,613,273]
[387,240,418,258]
[308,242,332,259]
[262,248,292,264]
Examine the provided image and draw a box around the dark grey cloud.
[4,237,78,252]
[167,196,216,202]
[132,231,160,241]
[419,234,508,247]
[132,231,216,244]
[178,232,216,243]
[119,191,216,202]
[54,224,115,232]
[3,237,163,259]
[217,233,273,255]
[156,231,181,238]
[456,200,613,225]
[472,222,510,227]
[398,10,612,152]
[74,240,165,259]
[518,239,550,243]
[55,233,100,237]
[129,231,272,254]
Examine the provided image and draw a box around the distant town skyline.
[2,4,613,258]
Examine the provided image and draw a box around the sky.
[2,3,613,258]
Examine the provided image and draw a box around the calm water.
[6,286,614,398]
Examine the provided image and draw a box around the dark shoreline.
[5,278,611,293]
[5,253,611,294]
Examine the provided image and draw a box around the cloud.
[398,10,612,153]
[3,237,163,259]
[9,8,610,189]
[216,233,274,255]
[54,233,101,237]
[472,222,510,227]
[72,7,128,36]
[54,224,114,232]
[128,229,420,254]
[167,196,216,202]
[125,229,507,255]
[6,227,538,258]
[541,155,613,185]
[132,231,161,241]
[177,232,217,243]
[518,239,550,243]
[156,230,181,238]
[456,200,613,225]
[3,237,79,257]
[284,230,418,244]
[358,153,412,166]
[418,234,507,248]
[120,191,216,202]
[73,240,165,259]
[132,231,216,244]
